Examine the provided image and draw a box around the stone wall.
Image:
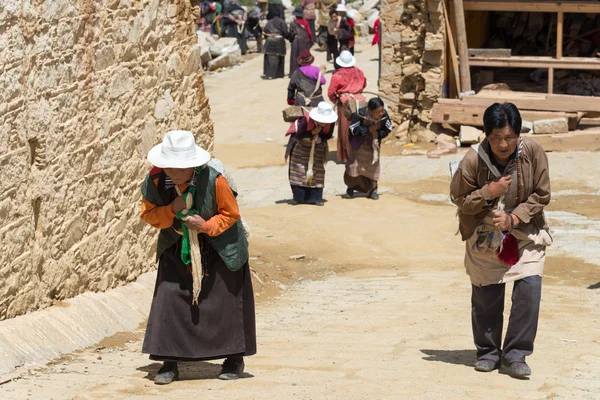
[0,0,212,320]
[379,0,445,139]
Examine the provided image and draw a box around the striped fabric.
[289,139,327,188]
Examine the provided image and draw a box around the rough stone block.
[533,118,569,134]
[356,22,370,37]
[459,126,483,144]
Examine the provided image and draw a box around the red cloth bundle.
[497,233,519,267]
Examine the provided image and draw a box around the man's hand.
[183,214,206,232]
[492,211,518,232]
[487,175,512,199]
[170,196,186,214]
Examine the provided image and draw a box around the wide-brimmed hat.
[293,6,304,18]
[335,50,356,68]
[336,4,347,13]
[309,102,338,124]
[297,49,314,66]
[147,130,211,169]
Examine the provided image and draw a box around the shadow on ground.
[588,282,600,289]
[420,349,475,367]
[137,362,255,382]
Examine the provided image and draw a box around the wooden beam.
[468,48,511,57]
[443,0,461,95]
[449,90,600,113]
[468,56,600,70]
[462,1,600,13]
[452,0,471,92]
[432,102,579,128]
[548,67,554,94]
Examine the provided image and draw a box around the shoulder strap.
[308,70,323,99]
[472,143,502,179]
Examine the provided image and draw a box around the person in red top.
[372,17,381,84]
[328,50,367,162]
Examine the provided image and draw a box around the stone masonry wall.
[0,0,212,320]
[379,0,445,139]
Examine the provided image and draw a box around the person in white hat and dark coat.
[140,130,256,385]
[284,102,338,205]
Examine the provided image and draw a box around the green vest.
[141,166,249,272]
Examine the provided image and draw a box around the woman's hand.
[184,215,207,232]
[170,196,186,214]
[487,175,512,199]
[492,211,519,232]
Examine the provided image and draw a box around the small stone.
[521,120,533,133]
[289,255,306,261]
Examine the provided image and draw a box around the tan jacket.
[450,137,551,241]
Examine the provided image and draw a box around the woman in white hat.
[327,50,367,162]
[140,130,256,384]
[284,102,338,206]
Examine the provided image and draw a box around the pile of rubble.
[197,32,242,71]
[346,0,381,37]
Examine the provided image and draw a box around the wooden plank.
[453,0,472,92]
[432,102,579,127]
[443,0,461,95]
[580,117,600,126]
[456,90,600,113]
[468,56,600,70]
[462,1,600,13]
[468,48,511,57]
[548,67,554,94]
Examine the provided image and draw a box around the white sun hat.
[309,102,338,124]
[336,4,347,12]
[147,130,211,168]
[336,50,356,68]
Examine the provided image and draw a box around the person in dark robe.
[223,0,248,55]
[345,98,392,200]
[287,50,327,107]
[326,9,339,63]
[289,6,313,77]
[335,4,353,54]
[141,130,256,385]
[300,0,317,41]
[263,6,291,79]
[285,102,338,206]
[246,0,266,52]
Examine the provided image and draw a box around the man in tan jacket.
[450,103,552,378]
[316,0,338,49]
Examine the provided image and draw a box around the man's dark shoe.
[508,362,531,378]
[315,200,325,206]
[219,358,245,380]
[368,193,379,200]
[474,359,499,372]
[154,362,178,385]
[346,188,354,198]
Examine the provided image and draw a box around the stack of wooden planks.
[432,90,600,129]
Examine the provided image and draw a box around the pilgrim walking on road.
[141,130,256,385]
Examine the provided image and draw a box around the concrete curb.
[0,271,156,377]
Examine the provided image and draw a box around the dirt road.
[2,38,600,400]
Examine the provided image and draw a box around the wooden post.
[556,11,564,59]
[443,0,461,96]
[551,12,564,94]
[452,0,472,92]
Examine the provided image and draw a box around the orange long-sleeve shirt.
[141,174,240,237]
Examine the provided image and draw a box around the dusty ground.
[2,37,600,399]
